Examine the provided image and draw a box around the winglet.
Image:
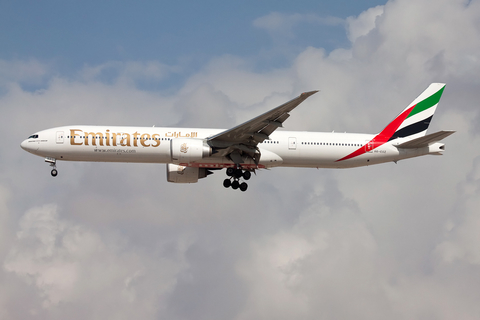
[301,90,319,98]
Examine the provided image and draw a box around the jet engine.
[166,163,211,183]
[170,138,212,165]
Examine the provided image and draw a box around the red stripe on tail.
[336,106,414,162]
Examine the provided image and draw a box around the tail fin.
[378,83,446,142]
[337,83,447,162]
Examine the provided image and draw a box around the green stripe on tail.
[407,85,445,119]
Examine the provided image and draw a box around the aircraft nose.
[20,139,37,153]
[20,139,28,151]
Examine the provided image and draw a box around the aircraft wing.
[207,91,318,147]
[206,90,318,165]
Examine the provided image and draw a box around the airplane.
[20,83,454,191]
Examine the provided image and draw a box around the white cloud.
[4,204,189,318]
[346,5,384,43]
[0,59,48,86]
[253,12,344,39]
[80,60,180,86]
[434,153,480,265]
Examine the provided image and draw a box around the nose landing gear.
[223,167,251,191]
[45,157,58,177]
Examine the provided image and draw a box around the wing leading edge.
[206,91,318,165]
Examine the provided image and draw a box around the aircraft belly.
[278,145,404,169]
[280,147,346,168]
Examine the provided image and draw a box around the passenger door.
[288,137,297,150]
[56,131,64,144]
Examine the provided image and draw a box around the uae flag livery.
[337,83,446,162]
[388,83,445,141]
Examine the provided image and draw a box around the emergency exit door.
[56,131,64,144]
[288,137,297,150]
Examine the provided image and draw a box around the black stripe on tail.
[388,115,433,141]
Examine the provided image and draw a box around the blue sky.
[1,1,385,76]
[3,1,480,319]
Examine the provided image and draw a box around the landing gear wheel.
[226,167,235,176]
[231,180,240,190]
[240,182,248,192]
[234,169,243,179]
[224,167,252,191]
[51,169,58,177]
[223,179,231,188]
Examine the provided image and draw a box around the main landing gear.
[45,157,58,177]
[223,167,251,192]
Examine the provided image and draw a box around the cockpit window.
[28,134,39,139]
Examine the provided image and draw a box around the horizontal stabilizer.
[395,130,455,149]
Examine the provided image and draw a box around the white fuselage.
[20,125,442,169]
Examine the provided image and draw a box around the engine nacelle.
[166,164,210,183]
[170,138,212,165]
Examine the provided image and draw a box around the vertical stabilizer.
[386,83,446,141]
[337,83,446,162]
